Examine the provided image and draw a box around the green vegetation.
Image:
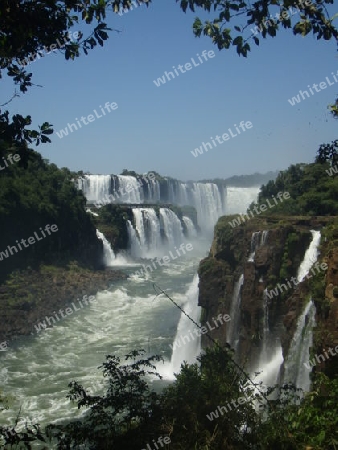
[247,141,338,216]
[0,145,102,282]
[2,347,338,449]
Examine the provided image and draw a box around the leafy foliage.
[248,142,338,216]
[177,0,338,57]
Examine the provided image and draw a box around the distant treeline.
[198,170,279,187]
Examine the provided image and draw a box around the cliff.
[198,215,338,378]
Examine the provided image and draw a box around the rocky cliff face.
[198,215,338,378]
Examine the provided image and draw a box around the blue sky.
[2,1,338,181]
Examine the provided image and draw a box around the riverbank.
[0,263,127,344]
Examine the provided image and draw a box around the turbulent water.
[0,243,207,429]
[0,185,259,432]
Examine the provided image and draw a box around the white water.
[248,230,269,262]
[159,208,184,247]
[227,274,244,349]
[128,207,191,258]
[254,230,321,391]
[96,229,115,265]
[161,275,201,377]
[0,186,260,433]
[182,216,197,238]
[116,175,143,203]
[297,230,321,282]
[78,175,238,233]
[224,187,261,215]
[78,175,111,203]
[282,300,316,391]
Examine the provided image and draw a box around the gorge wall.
[198,215,338,381]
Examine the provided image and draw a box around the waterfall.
[279,231,321,391]
[126,220,142,258]
[170,275,201,374]
[131,208,161,257]
[144,178,161,203]
[127,207,192,257]
[297,230,321,282]
[187,183,225,232]
[78,175,111,203]
[77,174,245,233]
[96,230,115,266]
[159,208,184,247]
[247,231,260,262]
[282,300,316,391]
[224,186,261,215]
[255,289,284,388]
[182,216,197,238]
[226,274,244,349]
[116,175,143,203]
[247,230,269,262]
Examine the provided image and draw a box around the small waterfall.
[226,274,244,349]
[282,300,316,391]
[248,230,269,262]
[261,230,269,246]
[170,275,201,374]
[96,230,115,266]
[159,208,184,247]
[255,289,284,388]
[182,216,197,238]
[144,178,161,203]
[116,176,142,203]
[131,208,161,257]
[128,208,187,258]
[78,175,111,203]
[279,232,320,391]
[297,230,321,282]
[188,183,225,232]
[261,289,269,357]
[126,220,142,258]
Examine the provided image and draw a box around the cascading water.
[224,186,261,215]
[78,175,111,203]
[0,186,260,429]
[297,230,321,282]
[182,216,197,238]
[248,231,262,262]
[282,300,316,391]
[254,230,321,391]
[116,176,143,203]
[168,275,201,375]
[187,183,225,232]
[255,289,284,388]
[126,220,142,258]
[226,274,244,350]
[131,208,161,257]
[96,230,115,266]
[78,174,233,232]
[128,208,192,258]
[159,208,184,247]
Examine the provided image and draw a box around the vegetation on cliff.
[0,144,103,282]
[248,141,338,216]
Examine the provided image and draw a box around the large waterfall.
[78,175,260,234]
